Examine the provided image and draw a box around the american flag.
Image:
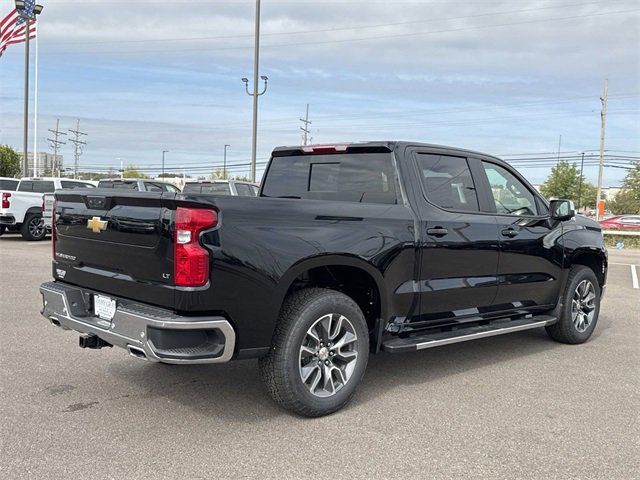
[1,2,37,59]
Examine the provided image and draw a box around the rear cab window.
[262,152,398,204]
[183,183,232,195]
[18,181,55,193]
[60,181,95,189]
[97,180,139,190]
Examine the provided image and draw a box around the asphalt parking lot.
[1,235,638,480]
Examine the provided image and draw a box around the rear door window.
[0,179,19,191]
[143,182,164,192]
[415,154,479,212]
[262,153,398,204]
[235,183,252,196]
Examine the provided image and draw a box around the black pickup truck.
[40,142,607,417]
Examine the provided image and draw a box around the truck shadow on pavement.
[105,322,607,422]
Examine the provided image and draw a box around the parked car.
[97,178,181,192]
[0,177,95,240]
[182,179,259,196]
[599,215,640,230]
[40,142,607,416]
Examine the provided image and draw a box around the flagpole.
[22,18,30,177]
[33,27,38,177]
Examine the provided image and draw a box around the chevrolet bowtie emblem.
[87,216,108,233]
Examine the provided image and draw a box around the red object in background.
[599,215,640,230]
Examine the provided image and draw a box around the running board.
[382,315,557,353]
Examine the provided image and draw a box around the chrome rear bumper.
[40,281,235,364]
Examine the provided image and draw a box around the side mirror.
[549,199,575,221]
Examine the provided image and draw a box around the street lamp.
[241,0,268,184]
[162,150,169,177]
[577,151,585,211]
[223,144,230,179]
[15,0,44,177]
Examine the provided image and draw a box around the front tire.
[20,213,46,241]
[259,288,369,417]
[546,265,601,344]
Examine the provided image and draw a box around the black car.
[41,142,607,417]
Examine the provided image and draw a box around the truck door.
[406,150,501,328]
[474,159,563,310]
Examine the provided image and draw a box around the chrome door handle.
[427,227,449,237]
[501,228,519,238]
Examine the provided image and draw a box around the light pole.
[242,0,268,184]
[15,0,44,177]
[223,144,230,179]
[577,151,585,211]
[162,150,169,177]
[242,75,268,183]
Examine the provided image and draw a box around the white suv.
[0,177,95,241]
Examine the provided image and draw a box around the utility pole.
[241,0,268,183]
[577,151,585,210]
[47,119,66,177]
[596,79,608,221]
[68,119,87,179]
[162,150,169,177]
[300,104,312,145]
[556,135,562,164]
[223,144,230,179]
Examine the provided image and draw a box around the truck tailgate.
[53,190,175,309]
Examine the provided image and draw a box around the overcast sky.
[0,0,638,184]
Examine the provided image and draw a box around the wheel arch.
[569,248,607,288]
[277,255,388,348]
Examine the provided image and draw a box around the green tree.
[540,160,597,209]
[123,165,147,179]
[211,167,229,180]
[609,163,640,214]
[0,145,21,178]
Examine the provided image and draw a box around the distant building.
[18,152,64,177]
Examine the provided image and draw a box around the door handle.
[427,227,449,237]
[501,228,519,238]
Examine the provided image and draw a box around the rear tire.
[546,265,601,344]
[259,288,369,417]
[20,213,46,241]
[0,225,5,236]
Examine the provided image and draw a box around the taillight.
[1,192,10,209]
[174,207,217,287]
[41,194,45,211]
[51,199,56,259]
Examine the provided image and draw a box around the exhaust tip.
[128,345,148,360]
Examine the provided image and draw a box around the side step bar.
[382,315,557,353]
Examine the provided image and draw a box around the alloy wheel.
[298,313,358,398]
[572,279,596,333]
[28,216,45,239]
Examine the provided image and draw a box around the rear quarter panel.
[171,194,417,353]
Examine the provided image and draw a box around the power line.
[68,119,88,179]
[52,0,622,46]
[54,8,640,55]
[47,119,66,177]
